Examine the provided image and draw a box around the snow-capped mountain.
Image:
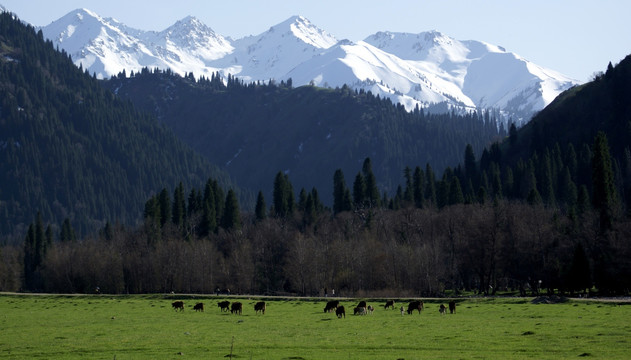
[37,8,578,121]
[42,9,231,78]
[364,31,577,119]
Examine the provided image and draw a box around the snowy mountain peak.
[284,15,338,49]
[159,15,230,50]
[30,6,579,121]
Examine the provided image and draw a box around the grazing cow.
[324,300,340,313]
[449,300,456,314]
[355,301,367,314]
[172,301,184,311]
[254,301,266,315]
[400,306,405,316]
[218,301,231,312]
[231,302,243,315]
[384,300,395,310]
[439,304,447,315]
[353,306,367,315]
[407,301,424,314]
[336,305,346,318]
[367,305,374,314]
[193,302,204,312]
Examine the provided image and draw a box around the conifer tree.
[464,144,477,185]
[222,189,241,231]
[540,151,556,206]
[172,182,185,227]
[23,223,36,289]
[403,166,414,203]
[591,132,618,232]
[448,176,465,205]
[413,166,424,208]
[333,169,350,215]
[362,158,380,207]
[273,172,294,218]
[255,191,267,221]
[425,163,437,207]
[311,187,323,213]
[60,218,76,242]
[200,179,217,236]
[353,172,366,207]
[158,188,171,227]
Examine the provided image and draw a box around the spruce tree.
[255,191,267,221]
[200,179,217,236]
[403,166,414,203]
[362,158,380,207]
[333,169,348,215]
[222,189,241,231]
[172,182,185,227]
[353,172,366,207]
[425,163,437,207]
[23,224,36,290]
[60,218,76,242]
[413,166,424,208]
[591,132,618,232]
[464,144,477,185]
[448,176,465,205]
[158,188,171,227]
[273,171,289,217]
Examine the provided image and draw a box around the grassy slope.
[0,294,629,359]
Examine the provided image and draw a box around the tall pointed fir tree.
[413,166,425,208]
[591,132,618,232]
[362,158,380,207]
[333,169,351,215]
[172,182,186,227]
[222,189,241,231]
[158,188,171,228]
[255,190,267,221]
[200,179,217,236]
[353,172,366,208]
[425,163,437,207]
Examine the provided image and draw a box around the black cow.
[324,300,339,313]
[449,300,456,314]
[407,300,424,314]
[254,301,266,314]
[218,301,230,312]
[384,300,395,310]
[336,305,346,318]
[172,301,184,311]
[231,302,243,315]
[193,302,204,312]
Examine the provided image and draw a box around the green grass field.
[0,294,629,359]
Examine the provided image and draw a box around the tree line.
[2,131,630,295]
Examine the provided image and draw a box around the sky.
[2,0,630,82]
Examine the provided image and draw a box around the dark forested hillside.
[504,55,631,165]
[0,13,233,242]
[481,55,631,214]
[103,70,504,203]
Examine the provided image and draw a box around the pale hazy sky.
[2,0,630,82]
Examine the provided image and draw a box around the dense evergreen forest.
[0,13,235,243]
[102,69,505,204]
[0,12,629,297]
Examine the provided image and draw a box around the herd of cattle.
[171,299,456,317]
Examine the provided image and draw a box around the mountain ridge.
[26,7,579,122]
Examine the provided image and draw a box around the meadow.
[0,294,629,359]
